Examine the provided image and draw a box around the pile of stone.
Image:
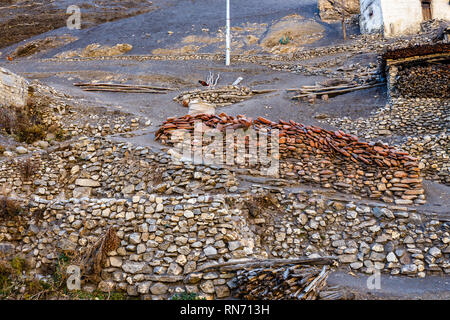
[173,86,254,106]
[400,134,449,185]
[320,97,449,185]
[155,113,424,204]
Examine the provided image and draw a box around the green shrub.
[16,124,47,144]
[171,292,205,300]
[0,195,23,219]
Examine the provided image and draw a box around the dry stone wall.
[0,188,448,299]
[321,98,449,185]
[0,136,447,299]
[156,113,425,205]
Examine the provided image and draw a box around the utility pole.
[226,0,231,66]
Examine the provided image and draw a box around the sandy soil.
[0,0,154,49]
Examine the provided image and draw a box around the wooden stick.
[252,89,278,94]
[74,83,176,91]
[81,88,167,93]
[296,266,329,299]
[292,83,385,99]
[195,256,337,272]
[287,83,359,92]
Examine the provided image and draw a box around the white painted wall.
[380,0,423,37]
[360,0,384,34]
[360,0,450,37]
[431,0,450,21]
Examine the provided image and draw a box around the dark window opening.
[422,1,432,21]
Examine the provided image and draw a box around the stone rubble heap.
[173,86,254,107]
[321,98,449,185]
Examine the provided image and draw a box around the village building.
[360,0,450,37]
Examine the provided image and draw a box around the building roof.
[382,43,450,61]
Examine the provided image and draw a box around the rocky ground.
[0,0,448,300]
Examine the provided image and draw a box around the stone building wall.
[157,114,425,205]
[0,67,29,108]
[360,0,450,37]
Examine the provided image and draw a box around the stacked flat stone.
[156,113,425,204]
[173,86,253,106]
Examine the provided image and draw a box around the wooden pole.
[226,0,231,66]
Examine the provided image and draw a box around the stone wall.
[321,98,449,185]
[360,0,384,35]
[156,114,425,205]
[0,186,448,299]
[0,67,29,108]
[431,0,450,22]
[318,0,361,22]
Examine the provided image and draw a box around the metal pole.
[226,0,231,66]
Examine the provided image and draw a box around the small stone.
[371,244,384,253]
[350,262,363,269]
[228,241,242,251]
[75,179,100,187]
[204,246,217,257]
[97,280,115,292]
[129,233,141,244]
[215,285,230,298]
[200,280,215,294]
[110,256,123,267]
[122,261,145,274]
[428,247,442,258]
[16,146,28,154]
[386,252,398,263]
[401,264,418,275]
[150,283,168,295]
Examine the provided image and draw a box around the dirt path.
[0,0,155,50]
[327,271,450,300]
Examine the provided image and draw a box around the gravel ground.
[1,0,448,300]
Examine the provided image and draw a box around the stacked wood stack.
[174,85,275,107]
[395,64,449,98]
[232,256,336,300]
[155,113,425,204]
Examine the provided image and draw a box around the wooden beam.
[195,256,338,272]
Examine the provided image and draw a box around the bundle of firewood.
[234,264,332,300]
[288,81,384,100]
